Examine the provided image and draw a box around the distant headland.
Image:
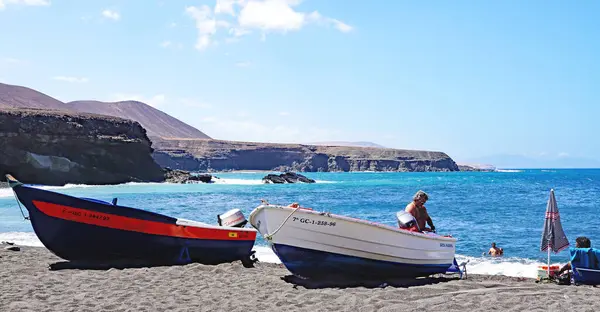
[1,82,463,185]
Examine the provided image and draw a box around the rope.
[263,206,301,241]
[12,189,29,220]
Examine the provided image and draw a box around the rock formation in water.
[262,172,316,184]
[151,138,460,172]
[163,168,213,183]
[0,108,165,186]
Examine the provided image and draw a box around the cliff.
[0,108,165,186]
[151,138,459,172]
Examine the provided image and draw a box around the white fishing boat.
[249,202,458,279]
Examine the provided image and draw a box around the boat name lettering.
[61,208,110,221]
[440,243,453,248]
[291,217,336,227]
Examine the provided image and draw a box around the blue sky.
[1,0,599,166]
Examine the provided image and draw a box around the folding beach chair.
[446,258,469,279]
[570,247,600,286]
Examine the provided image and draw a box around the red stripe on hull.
[32,200,257,241]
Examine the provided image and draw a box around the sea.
[1,169,599,279]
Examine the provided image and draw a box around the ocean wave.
[0,232,44,247]
[495,169,523,173]
[213,178,264,185]
[0,231,558,278]
[455,254,550,278]
[0,182,164,198]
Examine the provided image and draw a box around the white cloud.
[279,111,290,116]
[558,152,570,158]
[215,0,239,16]
[235,61,252,67]
[0,0,49,10]
[52,76,89,83]
[238,0,305,32]
[186,0,352,51]
[160,40,172,48]
[110,93,166,108]
[101,9,120,21]
[331,19,353,33]
[169,22,177,28]
[185,5,218,50]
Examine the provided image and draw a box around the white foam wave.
[495,169,523,173]
[213,178,264,185]
[455,254,560,278]
[0,232,43,247]
[314,180,337,184]
[253,245,281,263]
[0,183,160,198]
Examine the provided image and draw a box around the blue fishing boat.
[5,174,258,267]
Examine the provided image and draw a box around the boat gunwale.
[16,184,257,233]
[250,204,457,242]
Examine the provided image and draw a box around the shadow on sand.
[48,260,194,271]
[281,274,459,289]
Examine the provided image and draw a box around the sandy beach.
[1,245,598,312]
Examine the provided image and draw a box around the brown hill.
[66,100,211,139]
[0,82,209,139]
[0,82,65,110]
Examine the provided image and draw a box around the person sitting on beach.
[405,190,436,232]
[557,236,592,276]
[488,242,504,257]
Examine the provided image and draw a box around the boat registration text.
[292,217,337,227]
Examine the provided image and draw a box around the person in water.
[488,242,504,257]
[557,236,592,276]
[405,190,436,232]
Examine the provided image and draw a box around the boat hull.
[250,204,457,279]
[272,244,453,279]
[13,184,257,265]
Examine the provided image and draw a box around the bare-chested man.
[405,190,436,232]
[488,242,504,257]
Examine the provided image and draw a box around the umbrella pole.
[547,247,551,278]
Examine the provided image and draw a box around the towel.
[569,248,600,270]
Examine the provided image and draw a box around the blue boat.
[5,174,258,267]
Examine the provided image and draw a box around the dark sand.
[1,245,598,312]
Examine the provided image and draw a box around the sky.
[0,0,599,166]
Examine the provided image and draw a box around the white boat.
[249,203,458,279]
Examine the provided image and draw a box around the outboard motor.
[396,210,419,231]
[217,209,248,228]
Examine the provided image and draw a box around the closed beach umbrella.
[540,189,569,276]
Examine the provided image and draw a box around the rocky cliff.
[0,108,166,186]
[151,138,459,172]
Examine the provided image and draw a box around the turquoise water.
[1,170,598,277]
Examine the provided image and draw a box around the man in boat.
[488,242,504,257]
[405,190,436,232]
